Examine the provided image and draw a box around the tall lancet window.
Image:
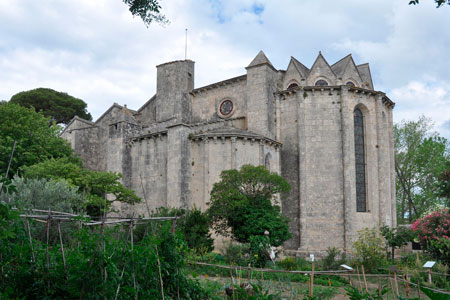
[354,108,367,212]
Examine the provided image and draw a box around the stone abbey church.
[62,51,396,254]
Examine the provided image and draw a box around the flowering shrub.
[411,209,450,265]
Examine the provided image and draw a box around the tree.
[10,88,92,125]
[380,225,415,260]
[409,0,450,7]
[411,209,450,266]
[438,161,450,207]
[122,0,168,26]
[207,165,291,247]
[0,103,76,179]
[2,176,84,214]
[22,158,141,216]
[394,116,449,223]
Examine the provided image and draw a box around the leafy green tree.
[352,227,385,273]
[180,208,214,253]
[438,161,450,207]
[0,103,76,179]
[394,116,449,223]
[10,88,92,125]
[409,0,450,7]
[122,0,168,26]
[2,176,84,213]
[22,158,140,216]
[207,165,291,247]
[380,225,415,260]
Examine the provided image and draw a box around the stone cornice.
[274,85,395,108]
[191,75,247,95]
[190,132,282,147]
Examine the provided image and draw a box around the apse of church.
[61,51,396,254]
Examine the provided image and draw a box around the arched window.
[354,108,367,212]
[287,82,299,89]
[315,79,328,86]
[346,81,355,87]
[265,153,272,171]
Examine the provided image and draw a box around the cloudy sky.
[1,0,449,137]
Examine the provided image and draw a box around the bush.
[220,241,250,266]
[148,207,214,254]
[207,165,291,247]
[321,247,347,270]
[352,227,385,273]
[411,209,450,266]
[0,205,210,299]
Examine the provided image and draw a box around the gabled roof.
[94,103,137,125]
[60,115,95,135]
[116,105,138,125]
[290,56,310,77]
[307,51,337,81]
[331,54,352,77]
[137,94,156,113]
[246,50,275,70]
[356,63,374,90]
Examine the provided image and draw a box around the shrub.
[0,208,210,299]
[220,241,250,266]
[321,247,346,270]
[352,227,385,273]
[411,209,450,265]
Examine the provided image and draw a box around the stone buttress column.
[340,86,354,250]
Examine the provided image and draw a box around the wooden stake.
[361,265,368,293]
[417,281,421,300]
[393,271,399,297]
[378,278,381,298]
[309,262,315,297]
[405,273,410,299]
[427,269,432,285]
[130,217,137,300]
[57,220,67,280]
[46,210,51,290]
[25,218,36,264]
[356,266,363,291]
[152,223,165,300]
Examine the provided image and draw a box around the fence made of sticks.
[187,259,450,299]
[1,208,210,300]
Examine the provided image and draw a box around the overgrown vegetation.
[207,165,291,267]
[0,202,209,299]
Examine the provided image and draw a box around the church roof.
[290,56,310,77]
[331,54,352,77]
[246,50,275,70]
[116,105,138,125]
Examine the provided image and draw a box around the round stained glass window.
[219,99,233,116]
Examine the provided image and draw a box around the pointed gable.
[331,54,352,77]
[284,56,309,89]
[333,54,363,87]
[357,64,374,90]
[117,105,138,125]
[291,56,310,78]
[306,52,337,86]
[246,50,275,70]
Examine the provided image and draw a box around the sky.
[1,0,450,138]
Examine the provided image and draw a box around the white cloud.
[0,0,450,139]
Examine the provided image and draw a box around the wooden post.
[361,265,368,293]
[378,278,381,298]
[25,218,36,264]
[393,271,399,297]
[309,262,315,297]
[417,281,421,300]
[130,218,137,300]
[427,269,432,285]
[356,266,363,291]
[405,273,410,299]
[57,220,67,281]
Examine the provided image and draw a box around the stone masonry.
[61,51,396,254]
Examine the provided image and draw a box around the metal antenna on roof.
[185,28,188,60]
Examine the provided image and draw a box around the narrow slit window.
[354,108,367,212]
